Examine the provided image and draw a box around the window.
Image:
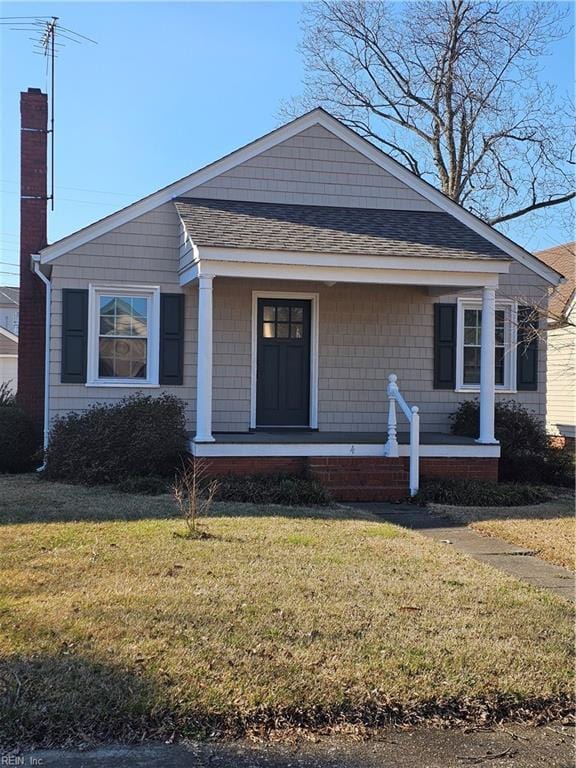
[88,286,160,386]
[456,299,517,391]
[262,304,304,339]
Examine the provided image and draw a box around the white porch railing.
[383,374,420,496]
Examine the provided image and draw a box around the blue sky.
[1,1,573,287]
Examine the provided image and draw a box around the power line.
[1,180,137,197]
[0,179,137,198]
[0,190,122,206]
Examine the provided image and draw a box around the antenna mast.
[40,16,57,211]
[1,14,97,212]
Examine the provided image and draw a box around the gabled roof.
[37,107,562,285]
[535,242,575,318]
[0,326,18,344]
[0,287,19,306]
[175,197,509,261]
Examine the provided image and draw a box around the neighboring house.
[18,89,563,498]
[535,243,575,448]
[0,286,19,392]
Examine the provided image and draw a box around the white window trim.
[250,291,319,430]
[455,297,517,393]
[86,284,161,388]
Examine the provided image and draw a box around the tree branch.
[489,192,576,225]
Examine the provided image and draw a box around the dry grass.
[432,497,575,570]
[0,475,573,747]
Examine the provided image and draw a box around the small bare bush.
[172,457,219,539]
[0,381,15,407]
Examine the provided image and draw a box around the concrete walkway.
[357,504,575,602]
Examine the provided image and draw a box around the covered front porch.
[183,272,504,453]
[176,197,509,496]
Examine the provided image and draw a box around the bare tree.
[288,0,574,227]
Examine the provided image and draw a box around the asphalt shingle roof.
[535,243,575,318]
[174,198,509,261]
[0,287,19,306]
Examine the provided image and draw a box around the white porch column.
[194,274,215,443]
[477,286,498,444]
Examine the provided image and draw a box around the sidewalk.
[357,504,575,602]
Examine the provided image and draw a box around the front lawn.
[431,497,575,571]
[0,475,573,747]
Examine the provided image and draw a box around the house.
[18,88,563,499]
[535,243,575,449]
[0,286,19,392]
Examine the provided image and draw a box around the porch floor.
[189,430,499,459]
[201,430,477,446]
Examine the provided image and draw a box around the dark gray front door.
[256,298,311,427]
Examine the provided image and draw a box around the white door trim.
[250,291,319,430]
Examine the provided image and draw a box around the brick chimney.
[17,88,48,438]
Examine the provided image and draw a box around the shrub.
[414,478,554,507]
[450,399,549,457]
[541,447,574,488]
[215,473,332,506]
[0,406,37,473]
[44,393,188,485]
[497,448,574,487]
[450,399,573,486]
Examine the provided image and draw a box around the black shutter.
[61,289,88,383]
[517,305,538,391]
[433,303,457,389]
[159,293,185,385]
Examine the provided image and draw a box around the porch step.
[309,457,410,502]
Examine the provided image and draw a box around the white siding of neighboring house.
[0,307,18,335]
[546,321,575,438]
[0,331,18,392]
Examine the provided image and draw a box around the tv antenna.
[1,15,97,210]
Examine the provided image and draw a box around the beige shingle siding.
[48,203,197,428]
[213,278,252,431]
[47,198,550,434]
[45,119,551,436]
[546,324,575,436]
[210,273,548,433]
[190,124,442,211]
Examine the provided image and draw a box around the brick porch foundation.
[202,456,308,477]
[549,435,575,453]
[201,455,499,501]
